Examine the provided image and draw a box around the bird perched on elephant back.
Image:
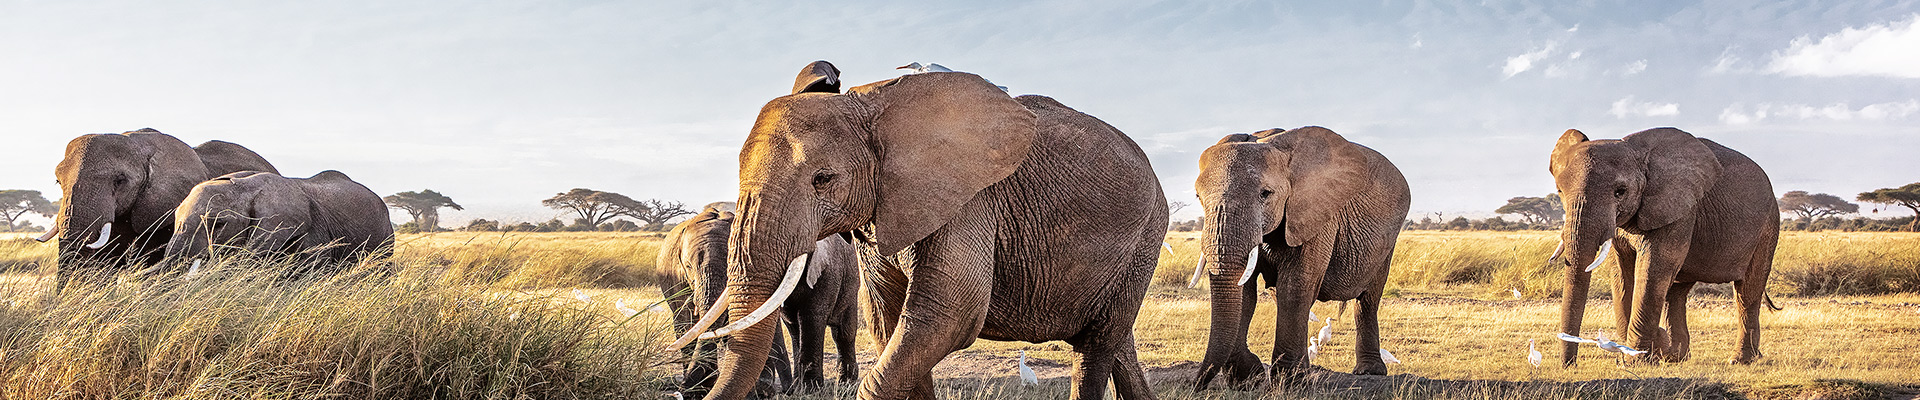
[668,60,1167,400]
[1190,127,1411,388]
[1547,128,1776,366]
[39,128,277,288]
[165,170,393,278]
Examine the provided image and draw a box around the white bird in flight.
[1017,350,1039,385]
[1527,339,1543,367]
[1379,348,1402,364]
[573,289,592,303]
[615,300,640,318]
[1557,331,1647,356]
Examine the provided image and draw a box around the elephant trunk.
[165,213,210,262]
[704,192,815,400]
[55,184,115,269]
[1193,203,1265,388]
[1554,200,1615,366]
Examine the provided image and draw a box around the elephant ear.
[854,72,1037,254]
[1623,128,1722,231]
[1549,129,1589,176]
[239,173,307,253]
[792,60,841,94]
[1262,127,1368,247]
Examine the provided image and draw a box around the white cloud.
[1622,59,1647,75]
[1708,47,1748,74]
[1719,100,1920,124]
[1568,51,1582,60]
[1609,96,1679,118]
[1767,14,1920,78]
[1568,24,1580,33]
[1501,43,1556,77]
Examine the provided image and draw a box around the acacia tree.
[1778,191,1858,226]
[1494,193,1564,228]
[384,190,463,232]
[1859,183,1920,232]
[541,188,646,227]
[0,190,56,232]
[618,199,693,230]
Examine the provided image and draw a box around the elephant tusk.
[1162,242,1174,254]
[1237,247,1258,286]
[34,223,60,242]
[186,259,202,279]
[1585,239,1613,272]
[83,222,112,249]
[1187,257,1206,288]
[666,286,735,350]
[695,253,810,341]
[1549,239,1565,263]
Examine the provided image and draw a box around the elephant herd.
[28,59,1779,400]
[35,128,392,286]
[651,60,1780,400]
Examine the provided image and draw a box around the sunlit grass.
[0,230,1913,399]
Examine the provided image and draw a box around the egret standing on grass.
[1018,350,1039,385]
[1528,339,1543,367]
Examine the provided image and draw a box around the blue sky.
[3,0,1917,225]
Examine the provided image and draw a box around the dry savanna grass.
[0,230,1914,399]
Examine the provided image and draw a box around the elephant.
[1189,127,1411,388]
[668,60,1167,400]
[658,203,860,397]
[1547,127,1777,365]
[164,170,393,276]
[39,128,277,287]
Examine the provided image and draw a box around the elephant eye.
[1260,189,1274,199]
[1614,187,1627,198]
[812,171,835,187]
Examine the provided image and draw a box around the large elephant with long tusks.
[1547,127,1777,366]
[43,128,276,289]
[670,60,1167,400]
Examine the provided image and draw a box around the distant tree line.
[381,187,696,233]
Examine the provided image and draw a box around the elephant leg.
[1610,236,1639,339]
[759,323,795,396]
[1628,225,1693,360]
[1351,284,1387,375]
[1268,241,1333,381]
[858,238,993,400]
[832,322,860,383]
[796,310,829,390]
[1662,281,1695,362]
[1110,333,1154,400]
[1067,338,1117,400]
[681,342,722,396]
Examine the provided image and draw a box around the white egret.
[1509,288,1523,300]
[573,289,592,303]
[1306,337,1320,361]
[1316,317,1333,346]
[1527,339,1542,367]
[1017,350,1039,385]
[615,300,640,318]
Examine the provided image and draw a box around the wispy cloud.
[1609,96,1679,118]
[1708,47,1748,74]
[1720,100,1920,124]
[1766,14,1920,78]
[1621,59,1647,75]
[1501,43,1556,77]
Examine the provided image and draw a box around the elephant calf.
[166,170,393,277]
[656,204,860,397]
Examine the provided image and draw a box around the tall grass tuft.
[0,237,56,273]
[392,232,665,289]
[0,257,677,399]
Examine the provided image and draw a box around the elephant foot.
[1351,362,1387,376]
[1727,351,1764,365]
[1193,350,1266,390]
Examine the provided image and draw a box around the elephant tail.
[1764,294,1782,312]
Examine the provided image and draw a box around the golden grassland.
[0,230,1915,399]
